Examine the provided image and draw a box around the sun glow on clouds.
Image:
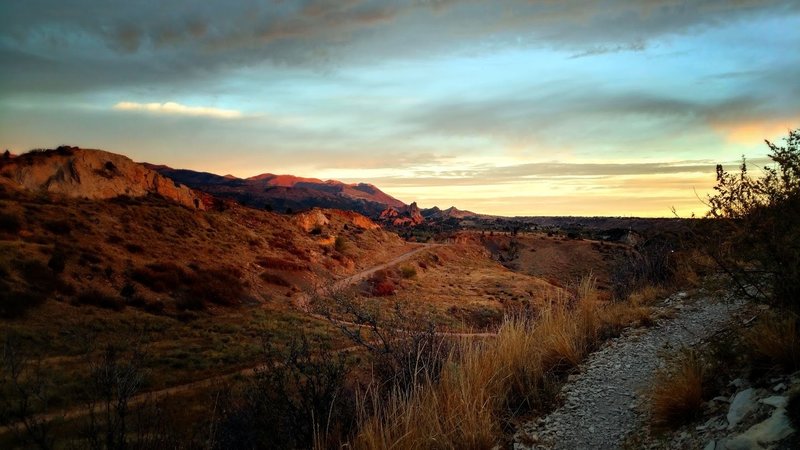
[713,116,800,145]
[112,101,243,119]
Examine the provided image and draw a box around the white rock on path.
[721,407,795,450]
[727,388,757,429]
[759,396,787,409]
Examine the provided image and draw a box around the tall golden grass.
[649,350,707,428]
[350,277,652,449]
[746,312,800,372]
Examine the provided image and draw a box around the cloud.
[112,101,243,119]
[569,41,647,59]
[711,116,800,144]
[1,0,797,96]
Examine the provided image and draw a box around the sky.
[1,0,798,217]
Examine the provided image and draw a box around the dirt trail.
[514,293,745,450]
[296,242,438,310]
[2,243,481,434]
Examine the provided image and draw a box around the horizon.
[1,1,798,217]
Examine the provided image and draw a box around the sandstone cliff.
[0,146,204,210]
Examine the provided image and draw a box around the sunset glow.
[1,0,798,216]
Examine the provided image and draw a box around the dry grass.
[628,285,666,306]
[745,313,800,372]
[649,350,707,428]
[351,276,653,449]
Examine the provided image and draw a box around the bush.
[0,282,47,318]
[399,266,416,279]
[213,335,353,450]
[125,243,144,253]
[260,272,291,287]
[131,262,186,293]
[0,211,21,233]
[189,266,244,306]
[745,313,800,373]
[47,245,67,274]
[132,262,245,307]
[334,236,347,253]
[255,256,307,271]
[611,235,676,301]
[19,259,59,294]
[73,290,124,311]
[372,279,395,297]
[43,219,71,235]
[706,128,800,308]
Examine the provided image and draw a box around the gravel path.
[515,293,745,450]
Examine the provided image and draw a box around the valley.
[1,144,797,449]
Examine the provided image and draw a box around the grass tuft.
[649,350,706,428]
[745,313,800,372]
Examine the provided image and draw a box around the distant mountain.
[147,165,407,217]
[0,146,204,210]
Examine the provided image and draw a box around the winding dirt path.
[3,243,494,434]
[514,294,746,450]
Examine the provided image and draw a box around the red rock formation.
[0,146,204,210]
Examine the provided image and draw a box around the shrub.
[143,300,166,315]
[0,283,47,318]
[213,335,353,450]
[334,235,347,253]
[19,259,59,293]
[47,245,67,274]
[260,272,291,287]
[372,279,395,297]
[78,251,102,265]
[132,262,245,307]
[189,266,244,306]
[745,313,800,373]
[0,211,21,233]
[175,294,205,311]
[74,290,124,311]
[399,266,416,279]
[125,243,144,254]
[120,283,136,299]
[649,350,707,428]
[255,256,307,271]
[705,128,800,308]
[43,219,71,235]
[611,235,676,301]
[131,262,186,293]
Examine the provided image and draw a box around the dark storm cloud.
[1,0,797,95]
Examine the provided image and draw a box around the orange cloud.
[714,116,800,145]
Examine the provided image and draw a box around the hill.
[147,164,407,217]
[0,147,416,319]
[0,146,204,210]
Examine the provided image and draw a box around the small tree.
[705,128,800,308]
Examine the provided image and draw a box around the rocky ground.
[636,371,799,450]
[512,291,798,450]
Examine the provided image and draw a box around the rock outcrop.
[379,201,424,226]
[294,208,380,233]
[0,146,204,210]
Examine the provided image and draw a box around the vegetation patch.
[649,350,708,429]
